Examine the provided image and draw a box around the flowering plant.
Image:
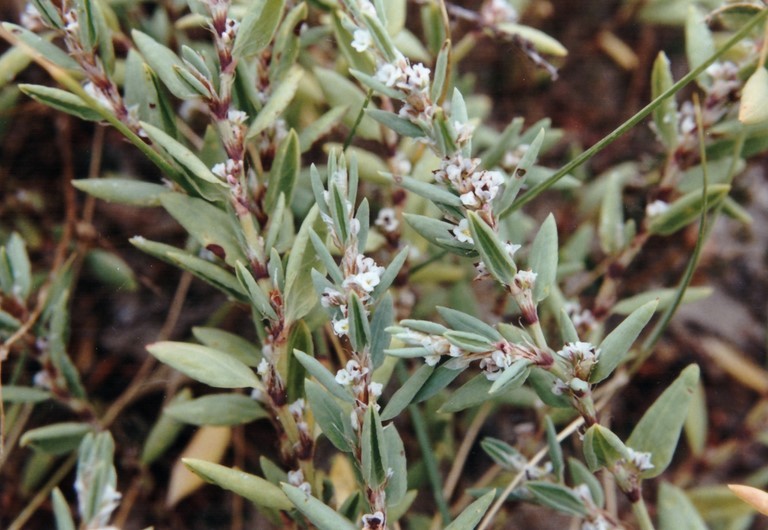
[2,0,768,529]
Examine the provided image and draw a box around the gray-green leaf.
[184,458,292,510]
[147,341,260,388]
[627,364,700,478]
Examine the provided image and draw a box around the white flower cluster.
[626,447,654,471]
[557,341,600,380]
[375,55,435,123]
[287,469,311,495]
[212,158,243,186]
[434,154,505,210]
[479,348,516,380]
[480,0,519,26]
[336,359,384,397]
[321,254,385,337]
[676,61,740,153]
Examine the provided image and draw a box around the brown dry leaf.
[166,426,232,507]
[728,484,768,516]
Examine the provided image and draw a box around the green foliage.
[2,1,767,528]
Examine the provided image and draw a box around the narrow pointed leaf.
[444,490,496,530]
[147,342,260,388]
[362,405,387,487]
[235,262,279,320]
[590,300,657,383]
[281,483,358,530]
[161,193,245,266]
[529,213,558,302]
[304,380,352,452]
[468,211,516,285]
[659,482,708,530]
[627,364,700,478]
[293,349,354,403]
[527,482,588,517]
[165,394,268,425]
[72,178,169,207]
[132,30,198,99]
[381,364,434,420]
[19,84,102,121]
[183,458,292,510]
[232,0,285,59]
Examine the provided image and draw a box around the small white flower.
[212,162,227,178]
[333,317,350,336]
[505,242,521,258]
[453,218,474,244]
[345,270,381,292]
[375,208,399,232]
[627,447,654,471]
[346,359,366,377]
[257,359,269,376]
[335,368,353,385]
[454,120,476,145]
[350,410,360,430]
[405,63,431,92]
[376,63,404,87]
[557,341,599,362]
[227,109,248,125]
[358,0,377,17]
[513,270,537,290]
[351,29,372,53]
[250,387,264,401]
[63,9,78,32]
[362,511,385,529]
[551,378,569,396]
[288,398,305,417]
[646,199,669,217]
[287,469,304,486]
[83,82,112,110]
[321,287,343,308]
[368,381,383,397]
[460,191,480,207]
[425,354,441,366]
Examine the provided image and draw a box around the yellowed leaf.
[166,426,231,507]
[329,454,357,506]
[739,67,768,125]
[728,484,768,516]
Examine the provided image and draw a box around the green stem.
[398,363,451,524]
[511,7,768,211]
[528,320,549,350]
[343,89,373,151]
[632,498,656,530]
